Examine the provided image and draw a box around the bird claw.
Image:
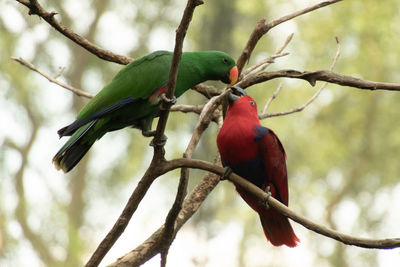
[220,166,232,181]
[142,130,156,137]
[150,134,168,147]
[263,185,272,209]
[160,93,177,105]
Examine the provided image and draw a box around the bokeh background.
[1,0,400,266]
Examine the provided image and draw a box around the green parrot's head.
[186,51,238,86]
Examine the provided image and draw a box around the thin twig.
[15,0,131,64]
[275,33,295,54]
[11,57,94,98]
[242,33,294,77]
[242,52,289,77]
[236,0,342,73]
[259,37,341,119]
[54,66,65,79]
[262,83,283,114]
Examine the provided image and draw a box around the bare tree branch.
[107,154,400,267]
[15,0,132,65]
[261,82,283,114]
[161,158,400,249]
[108,169,221,267]
[238,69,400,92]
[241,33,293,77]
[260,36,341,119]
[192,84,220,98]
[236,0,342,73]
[170,104,204,114]
[11,57,94,98]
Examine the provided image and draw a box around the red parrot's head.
[226,86,258,120]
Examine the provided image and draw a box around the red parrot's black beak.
[227,86,247,104]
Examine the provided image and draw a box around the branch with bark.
[237,69,400,92]
[11,57,94,98]
[236,0,343,73]
[260,36,341,119]
[109,157,400,266]
[15,0,131,64]
[162,158,400,250]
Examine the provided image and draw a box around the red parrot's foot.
[263,185,272,209]
[220,166,233,181]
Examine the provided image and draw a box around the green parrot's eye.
[223,58,228,64]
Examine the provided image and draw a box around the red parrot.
[217,86,299,247]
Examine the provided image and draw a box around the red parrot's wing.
[256,126,289,205]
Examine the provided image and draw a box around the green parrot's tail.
[53,120,97,173]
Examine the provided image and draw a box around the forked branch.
[15,0,131,64]
[110,157,400,266]
[236,0,342,72]
[11,57,94,98]
[163,158,400,249]
[259,36,341,119]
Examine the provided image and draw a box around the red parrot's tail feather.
[236,186,299,247]
[259,207,299,247]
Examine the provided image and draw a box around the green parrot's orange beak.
[228,66,238,87]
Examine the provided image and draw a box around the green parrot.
[53,50,238,172]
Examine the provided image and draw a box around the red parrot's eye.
[249,100,255,105]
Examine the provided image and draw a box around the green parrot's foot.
[220,166,233,181]
[142,130,156,137]
[263,185,272,209]
[159,93,177,109]
[150,134,168,147]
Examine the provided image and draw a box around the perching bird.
[217,86,299,247]
[54,50,238,172]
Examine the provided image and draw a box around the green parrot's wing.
[78,50,172,120]
[58,51,172,137]
[57,97,141,137]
